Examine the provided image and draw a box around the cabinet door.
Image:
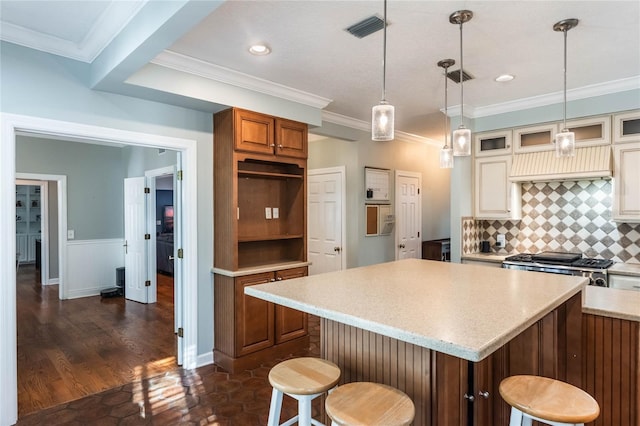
[474,155,521,220]
[16,235,28,263]
[234,109,275,155]
[274,267,308,343]
[613,110,640,143]
[275,118,307,159]
[565,115,611,147]
[28,234,39,262]
[235,272,275,356]
[513,123,558,153]
[609,274,640,291]
[474,130,512,157]
[613,142,640,222]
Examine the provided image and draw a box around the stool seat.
[499,375,600,425]
[269,357,341,395]
[325,382,415,426]
[268,357,341,426]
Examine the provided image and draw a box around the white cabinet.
[565,115,611,147]
[609,274,640,292]
[474,130,512,157]
[474,155,521,219]
[461,259,502,268]
[613,142,640,222]
[514,123,558,153]
[613,110,640,143]
[15,185,41,262]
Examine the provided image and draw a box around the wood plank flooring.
[17,265,176,417]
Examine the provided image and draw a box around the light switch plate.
[67,229,75,239]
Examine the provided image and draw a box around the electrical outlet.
[265,207,272,219]
[496,234,506,248]
[272,207,279,219]
[67,229,75,240]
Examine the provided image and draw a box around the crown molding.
[0,1,144,63]
[151,50,333,109]
[472,76,640,118]
[321,111,441,146]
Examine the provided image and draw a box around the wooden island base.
[321,293,583,426]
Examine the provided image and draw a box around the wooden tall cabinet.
[213,107,310,373]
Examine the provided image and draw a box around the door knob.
[168,256,174,261]
[334,247,341,252]
[399,244,405,249]
[123,240,128,254]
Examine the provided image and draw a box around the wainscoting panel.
[66,239,124,299]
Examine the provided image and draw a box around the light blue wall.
[1,41,215,357]
[16,136,126,240]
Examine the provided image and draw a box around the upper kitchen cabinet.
[514,123,558,153]
[474,155,522,220]
[613,110,640,144]
[233,108,307,159]
[474,130,513,157]
[613,142,640,222]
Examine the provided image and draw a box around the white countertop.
[609,262,640,277]
[461,253,509,263]
[245,258,586,362]
[583,286,640,322]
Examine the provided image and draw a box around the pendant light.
[438,59,455,168]
[449,10,473,156]
[372,0,394,141]
[553,18,578,157]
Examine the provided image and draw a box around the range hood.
[509,145,612,182]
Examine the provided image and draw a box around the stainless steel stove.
[502,251,613,287]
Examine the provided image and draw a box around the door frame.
[1,113,199,425]
[394,170,422,260]
[308,166,347,273]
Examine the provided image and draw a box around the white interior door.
[173,155,184,365]
[308,167,345,275]
[124,177,148,303]
[395,171,422,260]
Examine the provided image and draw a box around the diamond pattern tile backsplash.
[462,180,640,264]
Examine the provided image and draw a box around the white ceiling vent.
[510,145,612,182]
[345,15,385,38]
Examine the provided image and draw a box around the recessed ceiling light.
[495,74,515,82]
[249,44,271,56]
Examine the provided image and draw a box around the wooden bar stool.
[267,357,341,426]
[499,375,600,426]
[325,382,415,426]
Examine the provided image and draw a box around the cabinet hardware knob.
[270,144,275,147]
[463,393,475,402]
[278,144,283,148]
[277,277,283,281]
[270,278,276,282]
[478,390,489,399]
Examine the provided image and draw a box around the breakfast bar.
[246,258,588,425]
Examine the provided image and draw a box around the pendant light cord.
[562,28,568,130]
[459,21,464,126]
[381,0,387,102]
[444,65,449,147]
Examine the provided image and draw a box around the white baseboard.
[44,278,59,286]
[197,351,214,368]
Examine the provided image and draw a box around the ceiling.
[1,1,639,143]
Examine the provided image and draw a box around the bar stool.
[499,375,600,426]
[267,357,341,426]
[325,382,415,426]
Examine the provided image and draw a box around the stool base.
[267,388,326,426]
[509,407,586,426]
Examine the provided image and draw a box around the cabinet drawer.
[609,274,640,291]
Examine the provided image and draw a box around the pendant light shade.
[438,59,455,169]
[554,18,578,157]
[372,0,394,141]
[450,10,473,156]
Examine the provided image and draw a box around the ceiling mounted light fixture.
[438,59,455,169]
[371,0,394,141]
[249,44,271,55]
[495,74,515,82]
[553,18,578,157]
[449,10,473,156]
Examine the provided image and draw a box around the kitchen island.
[246,258,587,425]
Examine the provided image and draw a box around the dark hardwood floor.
[16,265,322,425]
[17,265,176,417]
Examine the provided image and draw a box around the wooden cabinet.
[474,155,521,220]
[474,130,512,157]
[422,238,451,261]
[234,108,307,159]
[583,313,639,425]
[613,142,640,222]
[213,107,309,373]
[613,110,640,143]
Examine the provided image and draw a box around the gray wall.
[308,131,451,268]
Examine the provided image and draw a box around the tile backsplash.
[462,180,640,264]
